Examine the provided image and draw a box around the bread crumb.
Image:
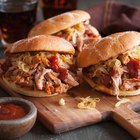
[59,98,65,106]
[53,109,58,112]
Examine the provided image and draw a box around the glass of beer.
[41,0,77,19]
[0,0,38,47]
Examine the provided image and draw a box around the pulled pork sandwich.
[28,10,101,53]
[78,31,140,97]
[1,35,79,97]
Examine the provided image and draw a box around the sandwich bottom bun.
[83,70,140,96]
[2,76,58,97]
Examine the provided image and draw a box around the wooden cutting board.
[0,60,140,138]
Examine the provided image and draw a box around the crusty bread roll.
[78,31,140,96]
[5,35,74,54]
[2,35,79,97]
[78,31,140,68]
[28,10,90,37]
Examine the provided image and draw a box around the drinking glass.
[0,0,38,47]
[41,0,77,19]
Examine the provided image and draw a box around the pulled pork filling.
[1,52,79,95]
[85,46,140,95]
[54,20,101,53]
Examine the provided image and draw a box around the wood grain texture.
[0,79,140,138]
[113,106,140,138]
[0,59,140,138]
[0,79,102,133]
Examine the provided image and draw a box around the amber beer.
[41,0,77,19]
[0,0,38,47]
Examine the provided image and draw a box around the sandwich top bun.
[28,10,90,37]
[78,31,140,68]
[5,35,74,54]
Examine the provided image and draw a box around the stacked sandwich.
[78,31,140,96]
[28,10,101,53]
[1,36,79,97]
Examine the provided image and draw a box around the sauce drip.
[49,56,68,80]
[127,58,140,79]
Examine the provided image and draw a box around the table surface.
[0,0,140,140]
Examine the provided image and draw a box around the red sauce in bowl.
[0,103,27,120]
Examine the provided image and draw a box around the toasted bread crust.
[5,35,74,54]
[78,31,140,68]
[28,10,90,37]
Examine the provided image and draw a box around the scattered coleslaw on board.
[76,96,100,110]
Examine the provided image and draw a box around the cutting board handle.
[112,105,140,139]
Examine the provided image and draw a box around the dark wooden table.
[0,0,140,140]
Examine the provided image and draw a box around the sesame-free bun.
[78,31,140,68]
[5,35,74,54]
[2,76,58,97]
[83,70,140,96]
[28,10,90,37]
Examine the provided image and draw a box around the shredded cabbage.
[115,98,131,107]
[73,23,85,35]
[127,46,140,60]
[77,96,100,110]
[72,31,77,44]
[114,59,123,75]
[56,22,86,45]
[112,76,132,107]
[112,77,121,100]
[60,54,73,64]
[92,66,109,78]
[17,61,29,72]
[119,88,140,96]
[11,52,74,74]
[106,58,123,74]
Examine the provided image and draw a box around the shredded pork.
[54,21,101,53]
[85,46,140,96]
[35,68,51,90]
[2,52,79,95]
[64,73,79,87]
